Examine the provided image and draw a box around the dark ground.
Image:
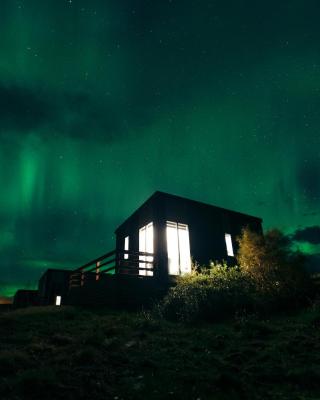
[1,305,320,400]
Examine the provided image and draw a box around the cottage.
[65,191,263,307]
[13,290,39,307]
[115,191,262,278]
[22,191,263,307]
[38,269,72,306]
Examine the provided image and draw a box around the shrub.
[158,228,314,323]
[237,227,313,309]
[159,264,256,322]
[158,263,311,323]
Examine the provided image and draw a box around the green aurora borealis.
[1,0,320,297]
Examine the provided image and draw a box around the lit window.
[55,295,61,306]
[139,222,154,276]
[124,236,129,259]
[225,233,234,256]
[166,221,191,275]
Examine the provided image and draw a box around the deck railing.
[69,250,155,288]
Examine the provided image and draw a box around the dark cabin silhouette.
[18,192,263,307]
[115,191,262,279]
[13,290,39,307]
[38,269,71,305]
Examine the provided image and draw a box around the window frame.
[124,236,129,259]
[225,233,234,257]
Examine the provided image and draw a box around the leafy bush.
[237,227,313,309]
[158,228,314,322]
[159,264,256,322]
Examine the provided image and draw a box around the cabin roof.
[115,191,262,233]
[42,268,71,273]
[15,289,38,294]
[39,268,71,280]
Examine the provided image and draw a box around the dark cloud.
[0,83,150,142]
[291,226,320,245]
[56,92,151,142]
[304,253,320,274]
[296,159,320,205]
[302,211,319,217]
[54,92,121,142]
[0,84,52,132]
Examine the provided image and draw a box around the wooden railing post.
[96,261,100,281]
[80,269,85,286]
[115,251,119,275]
[71,249,118,281]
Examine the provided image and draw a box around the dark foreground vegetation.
[1,304,320,400]
[159,228,315,323]
[1,228,318,400]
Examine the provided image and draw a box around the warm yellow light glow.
[166,221,191,275]
[167,221,179,275]
[225,233,234,256]
[139,222,153,276]
[0,297,12,305]
[55,295,61,306]
[178,224,192,274]
[124,236,129,259]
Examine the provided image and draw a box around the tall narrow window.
[225,233,234,256]
[139,222,154,276]
[55,295,61,306]
[124,236,129,259]
[166,222,191,275]
[166,222,180,275]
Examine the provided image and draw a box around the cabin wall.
[116,200,156,252]
[38,270,71,305]
[13,290,39,307]
[116,193,262,274]
[115,199,158,275]
[162,195,262,265]
[67,275,167,308]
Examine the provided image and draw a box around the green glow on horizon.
[0,283,36,298]
[292,242,320,256]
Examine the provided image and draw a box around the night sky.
[1,0,320,297]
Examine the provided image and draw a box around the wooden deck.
[67,250,168,308]
[70,249,156,287]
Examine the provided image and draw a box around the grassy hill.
[1,305,320,400]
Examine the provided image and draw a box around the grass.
[1,305,320,400]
